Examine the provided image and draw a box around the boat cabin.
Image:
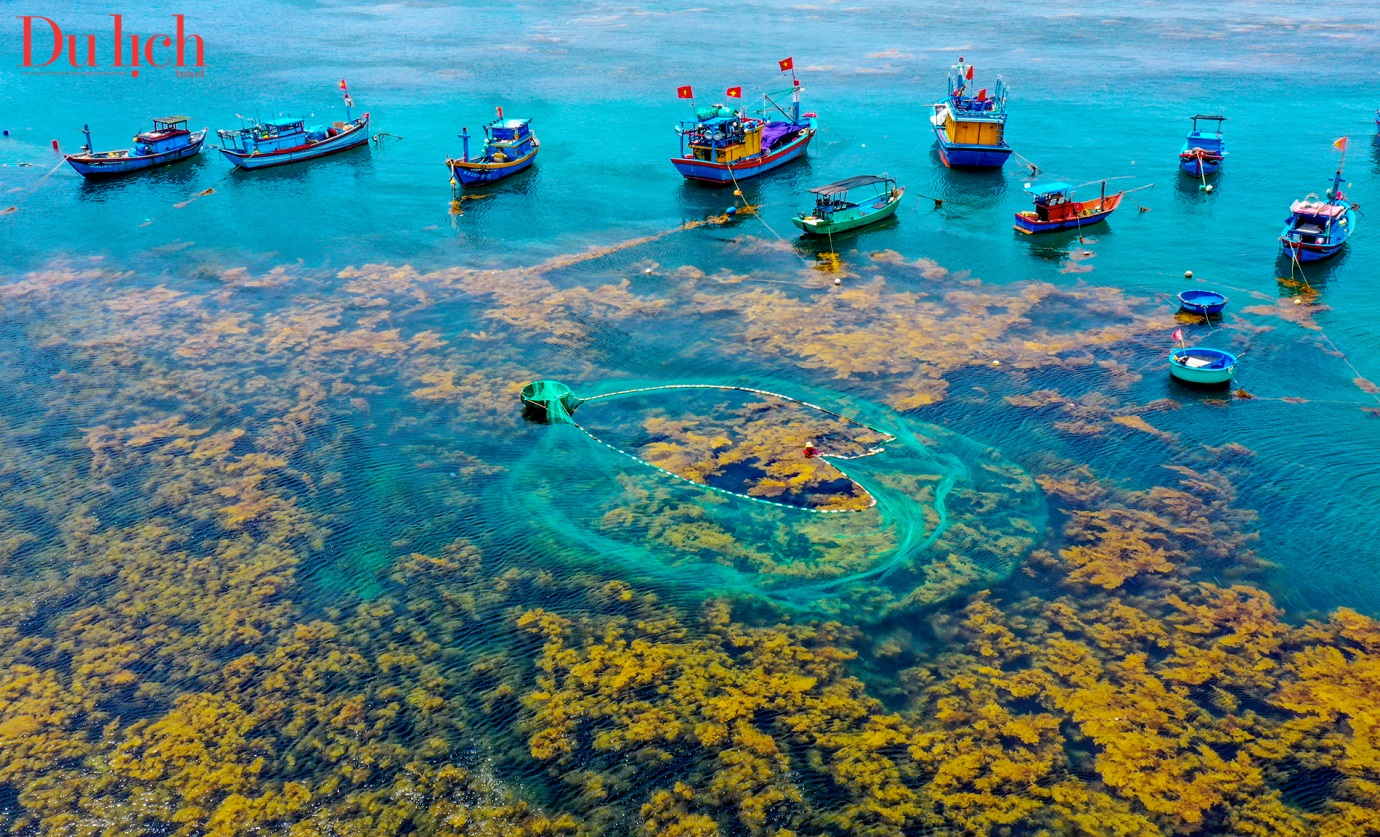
[940,61,1008,146]
[808,175,896,218]
[1025,182,1076,221]
[134,117,193,154]
[480,117,536,161]
[678,108,765,164]
[218,117,311,154]
[1286,200,1348,244]
[1184,114,1225,154]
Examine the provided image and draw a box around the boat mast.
[459,127,470,162]
[81,124,93,153]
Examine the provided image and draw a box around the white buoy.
[1184,270,1193,279]
[833,277,842,286]
[992,360,1001,366]
[1294,298,1302,306]
[1205,185,1214,193]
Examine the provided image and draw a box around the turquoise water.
[4,0,1380,831]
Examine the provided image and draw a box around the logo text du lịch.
[18,14,204,77]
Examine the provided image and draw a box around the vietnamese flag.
[726,86,742,99]
[779,56,794,72]
[677,85,694,99]
[1334,136,1349,152]
[965,65,974,81]
[976,88,987,101]
[339,79,348,90]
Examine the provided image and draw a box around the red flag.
[1171,328,1184,343]
[497,106,504,119]
[976,88,987,101]
[677,85,694,99]
[965,65,974,80]
[1334,136,1349,152]
[726,86,742,99]
[339,79,348,90]
[779,57,794,72]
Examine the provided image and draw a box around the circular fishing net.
[506,378,1046,617]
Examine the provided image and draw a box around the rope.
[0,157,67,217]
[138,166,236,228]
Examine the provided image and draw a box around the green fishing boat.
[791,174,904,236]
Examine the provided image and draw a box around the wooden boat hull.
[1169,348,1236,386]
[1280,236,1350,263]
[448,142,539,186]
[219,116,370,170]
[1179,155,1222,176]
[1176,290,1228,316]
[932,122,1012,169]
[1014,193,1123,234]
[792,190,903,236]
[671,127,814,183]
[65,130,206,178]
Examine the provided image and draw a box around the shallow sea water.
[2,1,1380,834]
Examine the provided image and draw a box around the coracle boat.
[1279,166,1355,263]
[1014,181,1124,234]
[1177,289,1228,317]
[929,57,1012,169]
[216,113,370,170]
[791,175,904,236]
[1179,114,1226,177]
[64,117,206,178]
[1169,347,1237,386]
[670,62,816,184]
[446,110,539,187]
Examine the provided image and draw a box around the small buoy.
[1293,298,1302,306]
[50,139,59,151]
[833,277,841,286]
[1205,185,1213,193]
[725,206,737,216]
[1198,184,1207,191]
[2,130,8,137]
[992,360,1001,366]
[644,268,652,274]
[1184,270,1193,279]
[449,178,457,188]
[733,189,742,197]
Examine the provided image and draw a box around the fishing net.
[504,378,1045,618]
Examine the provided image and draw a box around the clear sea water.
[3,0,1380,830]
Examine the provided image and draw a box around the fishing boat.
[1013,181,1124,234]
[64,117,206,178]
[1169,347,1237,386]
[791,175,904,236]
[1279,168,1355,263]
[1179,115,1226,177]
[670,68,816,183]
[446,110,539,187]
[1177,289,1228,316]
[929,57,1012,169]
[216,113,370,170]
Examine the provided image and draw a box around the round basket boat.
[1177,289,1228,316]
[1169,347,1237,386]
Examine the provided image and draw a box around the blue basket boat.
[1179,114,1225,177]
[1279,168,1356,263]
[64,118,206,178]
[1169,347,1237,386]
[216,113,370,170]
[929,57,1012,169]
[447,111,539,187]
[670,73,815,184]
[1177,289,1228,316]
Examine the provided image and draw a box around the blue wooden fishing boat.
[1169,347,1237,386]
[671,73,816,184]
[791,175,904,236]
[1179,114,1226,177]
[1177,289,1228,316]
[216,113,370,170]
[446,111,539,187]
[1014,181,1124,234]
[1279,168,1355,263]
[929,57,1012,169]
[64,117,206,178]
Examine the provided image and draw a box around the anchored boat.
[1279,166,1355,263]
[446,110,539,187]
[1014,181,1124,234]
[929,57,1012,169]
[1179,114,1226,177]
[1169,347,1237,386]
[1177,289,1229,317]
[64,117,206,178]
[217,113,370,170]
[791,175,904,236]
[670,64,816,184]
